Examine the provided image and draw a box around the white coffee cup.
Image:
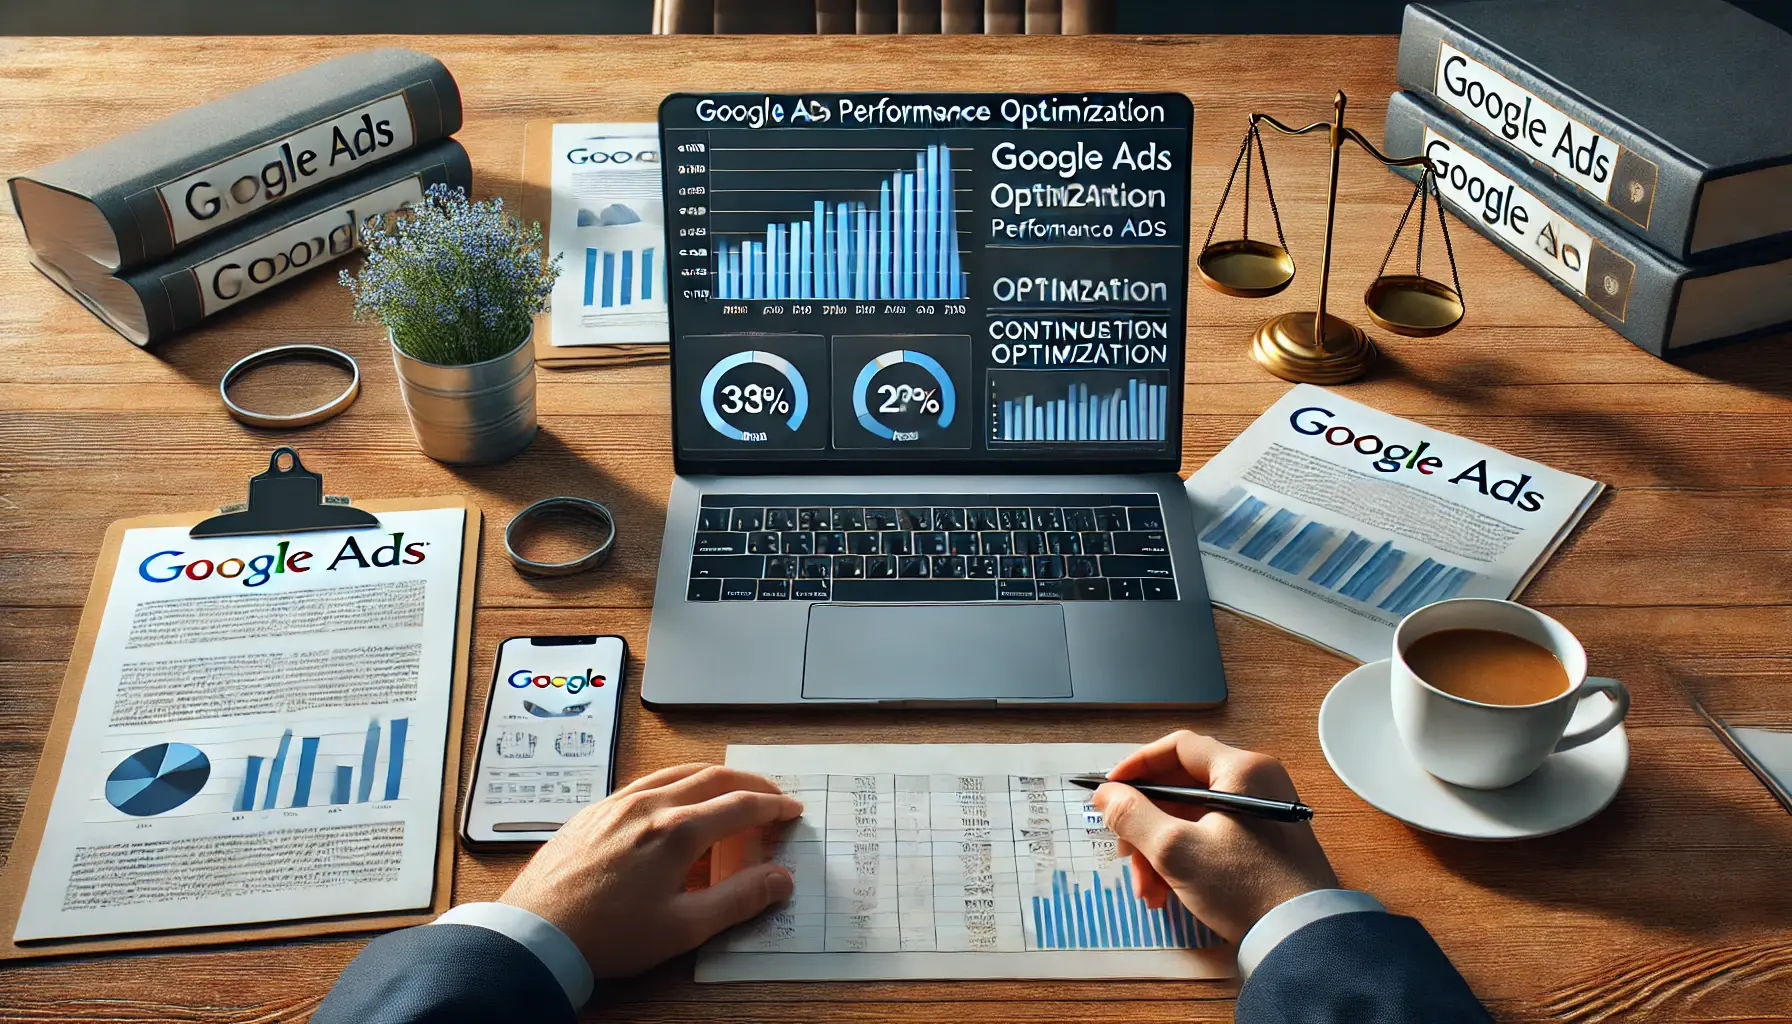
[1390,598,1630,789]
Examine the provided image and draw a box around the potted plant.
[341,184,561,465]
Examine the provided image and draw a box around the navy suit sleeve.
[1236,911,1491,1024]
[311,924,577,1024]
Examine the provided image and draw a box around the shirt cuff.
[1235,889,1386,981]
[433,902,594,1008]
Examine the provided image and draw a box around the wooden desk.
[2,34,1789,1024]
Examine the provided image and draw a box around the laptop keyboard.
[685,493,1176,603]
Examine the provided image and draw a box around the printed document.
[698,744,1234,982]
[14,508,465,941]
[1185,385,1602,662]
[547,123,666,347]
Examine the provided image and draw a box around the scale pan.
[1197,238,1295,298]
[1364,275,1463,337]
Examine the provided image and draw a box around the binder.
[0,449,482,960]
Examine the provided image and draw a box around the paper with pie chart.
[14,508,465,943]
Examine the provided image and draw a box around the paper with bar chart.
[1186,385,1603,662]
[697,744,1233,982]
[15,508,465,941]
[547,123,667,347]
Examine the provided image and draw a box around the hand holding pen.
[1069,775,1314,823]
[1086,731,1339,944]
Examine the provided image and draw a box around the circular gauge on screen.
[699,349,811,443]
[852,350,957,442]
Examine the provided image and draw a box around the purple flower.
[339,184,562,365]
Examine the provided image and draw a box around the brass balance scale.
[1196,92,1466,384]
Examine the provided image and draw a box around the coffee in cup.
[1390,599,1629,789]
[1402,628,1570,707]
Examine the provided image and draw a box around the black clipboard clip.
[190,447,380,538]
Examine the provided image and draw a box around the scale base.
[1250,311,1377,384]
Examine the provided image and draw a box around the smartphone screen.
[462,635,625,845]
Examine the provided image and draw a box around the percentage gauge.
[699,349,810,442]
[852,350,957,441]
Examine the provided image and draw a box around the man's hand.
[1091,731,1338,944]
[499,763,802,977]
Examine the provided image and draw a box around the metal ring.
[505,497,617,577]
[219,344,360,429]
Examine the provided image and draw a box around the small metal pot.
[390,329,537,465]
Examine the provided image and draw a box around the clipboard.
[0,449,483,960]
[523,119,670,370]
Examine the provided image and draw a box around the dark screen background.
[661,92,1192,475]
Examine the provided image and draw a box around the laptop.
[641,91,1225,707]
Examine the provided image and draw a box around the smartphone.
[460,635,626,847]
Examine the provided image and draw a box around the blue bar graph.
[260,728,292,810]
[235,755,264,812]
[292,736,319,809]
[715,144,966,301]
[1268,522,1335,574]
[331,766,352,806]
[1238,509,1298,561]
[357,721,381,803]
[584,246,659,307]
[384,718,408,801]
[1028,866,1214,950]
[995,376,1170,443]
[1203,492,1476,615]
[1201,496,1267,549]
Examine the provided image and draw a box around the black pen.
[1068,773,1315,823]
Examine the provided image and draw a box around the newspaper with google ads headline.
[1185,385,1603,663]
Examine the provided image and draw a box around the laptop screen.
[658,92,1192,474]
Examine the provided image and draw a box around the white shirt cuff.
[433,902,594,1008]
[1235,889,1386,981]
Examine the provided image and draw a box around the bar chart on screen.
[1200,491,1478,616]
[988,369,1171,444]
[708,134,969,302]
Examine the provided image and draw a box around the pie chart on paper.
[105,742,211,817]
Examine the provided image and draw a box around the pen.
[1068,773,1315,823]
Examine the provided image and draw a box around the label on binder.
[191,175,424,316]
[159,93,417,244]
[1433,42,1656,228]
[1422,128,1633,322]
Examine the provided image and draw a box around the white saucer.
[1318,660,1628,840]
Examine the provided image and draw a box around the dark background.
[2,0,1789,35]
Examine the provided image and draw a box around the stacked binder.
[1386,0,1792,358]
[8,48,473,346]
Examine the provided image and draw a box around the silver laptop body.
[641,90,1226,707]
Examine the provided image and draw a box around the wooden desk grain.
[2,34,1790,1024]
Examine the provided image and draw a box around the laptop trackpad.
[802,603,1072,700]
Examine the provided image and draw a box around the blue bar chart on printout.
[1200,491,1478,617]
[1028,864,1215,950]
[582,246,660,308]
[232,717,411,812]
[710,141,967,301]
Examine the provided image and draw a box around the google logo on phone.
[508,669,605,694]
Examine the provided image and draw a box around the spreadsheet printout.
[697,744,1235,981]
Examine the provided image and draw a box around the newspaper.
[546,123,666,348]
[1185,385,1603,663]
